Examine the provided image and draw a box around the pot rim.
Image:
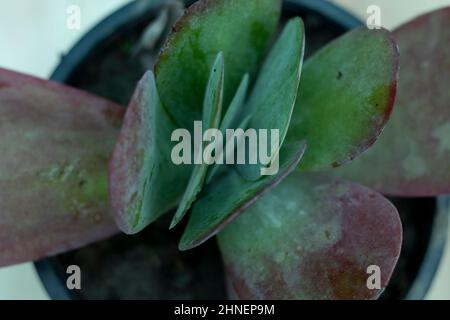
[50,0,362,83]
[405,196,450,300]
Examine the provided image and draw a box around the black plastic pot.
[34,0,449,300]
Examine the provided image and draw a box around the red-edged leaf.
[0,68,123,267]
[109,71,192,234]
[155,0,281,129]
[291,27,399,171]
[333,8,450,196]
[218,173,402,299]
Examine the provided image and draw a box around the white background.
[0,0,449,299]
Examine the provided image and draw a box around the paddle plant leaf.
[109,71,191,234]
[290,27,399,172]
[332,8,450,196]
[170,53,224,229]
[155,0,281,129]
[0,68,123,267]
[179,141,307,251]
[236,17,305,181]
[218,173,402,300]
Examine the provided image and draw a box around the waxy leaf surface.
[0,68,122,266]
[206,73,249,183]
[236,17,305,181]
[155,0,281,129]
[332,8,450,196]
[218,74,249,135]
[218,173,402,299]
[170,53,224,228]
[290,27,399,171]
[179,141,307,251]
[109,72,191,234]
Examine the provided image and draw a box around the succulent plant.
[0,0,449,300]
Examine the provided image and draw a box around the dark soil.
[41,4,435,300]
[58,214,227,299]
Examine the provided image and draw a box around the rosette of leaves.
[107,0,402,300]
[2,0,448,300]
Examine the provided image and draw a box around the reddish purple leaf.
[218,173,402,299]
[333,8,450,196]
[0,68,123,267]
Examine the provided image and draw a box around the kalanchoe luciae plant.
[0,0,448,299]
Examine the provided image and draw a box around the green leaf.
[170,53,224,229]
[179,141,307,251]
[155,0,281,129]
[332,8,450,196]
[289,27,399,171]
[0,68,122,267]
[206,73,250,183]
[206,115,252,184]
[218,173,402,299]
[236,17,305,181]
[219,73,249,135]
[109,71,191,234]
